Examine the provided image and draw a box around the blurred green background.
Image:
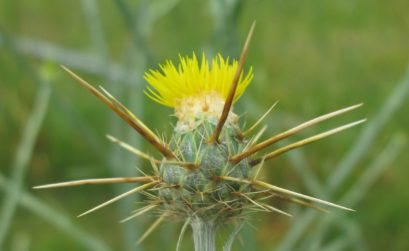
[1,0,409,250]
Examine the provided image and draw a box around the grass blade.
[0,174,112,251]
[0,83,51,247]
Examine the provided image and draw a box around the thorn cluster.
[36,22,364,245]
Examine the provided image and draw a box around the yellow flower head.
[144,52,253,108]
[144,53,253,131]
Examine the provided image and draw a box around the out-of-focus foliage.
[0,0,408,250]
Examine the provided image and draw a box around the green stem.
[192,218,216,251]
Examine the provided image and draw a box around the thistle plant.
[35,23,365,251]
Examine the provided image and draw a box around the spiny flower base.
[160,120,251,222]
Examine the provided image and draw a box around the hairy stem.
[191,218,216,251]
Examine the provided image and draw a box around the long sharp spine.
[209,21,256,144]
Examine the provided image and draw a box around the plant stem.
[192,218,216,251]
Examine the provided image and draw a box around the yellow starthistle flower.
[144,53,252,107]
[144,53,253,132]
[35,22,365,250]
